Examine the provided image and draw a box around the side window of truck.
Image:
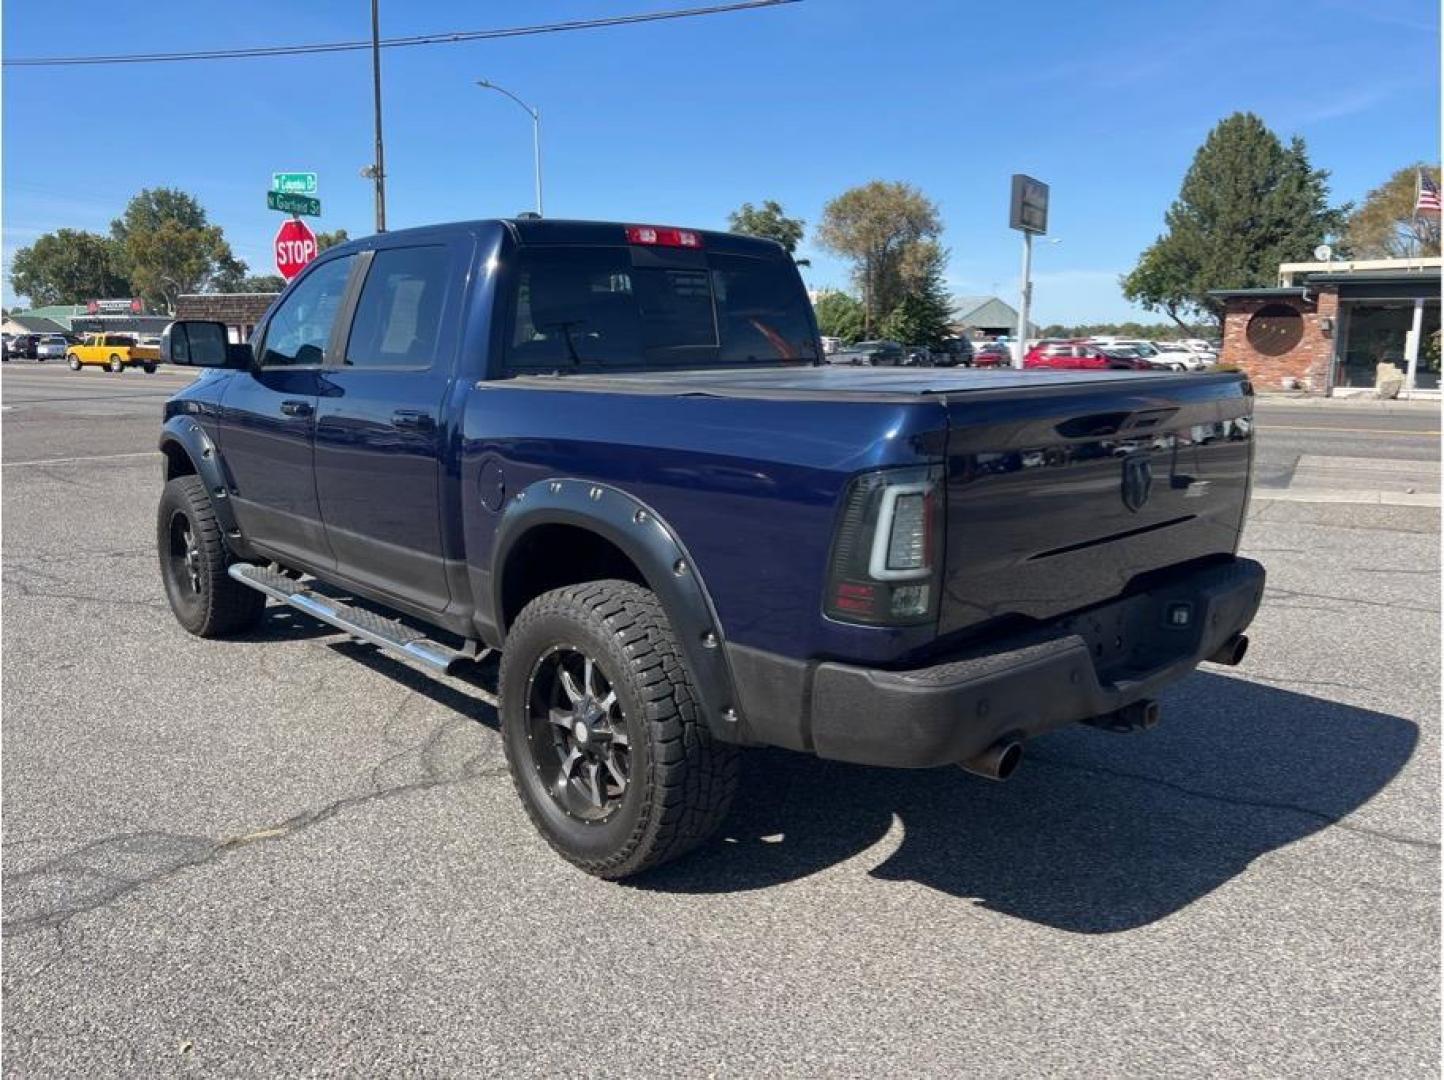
[343,246,449,370]
[258,255,356,368]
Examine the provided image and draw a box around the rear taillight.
[625,225,704,248]
[824,466,944,625]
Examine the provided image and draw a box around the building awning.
[1208,287,1308,300]
[1302,268,1440,302]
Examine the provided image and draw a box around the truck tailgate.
[938,374,1253,640]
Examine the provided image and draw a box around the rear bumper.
[729,557,1265,768]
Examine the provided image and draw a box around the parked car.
[10,333,43,360]
[971,342,1011,367]
[1024,340,1141,370]
[1096,346,1154,371]
[154,217,1262,880]
[35,335,69,361]
[903,345,934,367]
[1152,341,1212,371]
[830,339,905,366]
[933,337,975,367]
[1,335,9,362]
[67,333,157,373]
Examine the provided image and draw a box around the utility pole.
[370,0,386,232]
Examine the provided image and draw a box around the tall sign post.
[267,173,322,280]
[1009,174,1049,369]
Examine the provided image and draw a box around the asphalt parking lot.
[3,361,1439,1077]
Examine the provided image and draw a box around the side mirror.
[162,321,250,369]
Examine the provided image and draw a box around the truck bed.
[498,364,1254,656]
[506,365,1229,400]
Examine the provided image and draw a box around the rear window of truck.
[507,246,818,370]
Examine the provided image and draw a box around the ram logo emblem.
[1121,455,1153,512]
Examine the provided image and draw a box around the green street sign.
[272,172,318,195]
[267,190,321,217]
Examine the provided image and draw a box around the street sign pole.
[1015,231,1033,370]
[1008,174,1049,369]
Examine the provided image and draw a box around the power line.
[3,0,800,68]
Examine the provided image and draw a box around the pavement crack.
[0,727,508,938]
[1030,756,1441,852]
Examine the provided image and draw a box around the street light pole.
[476,79,543,217]
[371,0,386,232]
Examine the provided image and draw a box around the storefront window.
[1415,304,1440,390]
[1339,304,1413,388]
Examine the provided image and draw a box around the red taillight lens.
[625,225,703,249]
[824,466,944,626]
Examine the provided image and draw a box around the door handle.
[392,409,436,431]
[280,399,313,418]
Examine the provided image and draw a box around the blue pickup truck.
[156,218,1263,879]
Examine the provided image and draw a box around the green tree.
[817,181,942,334]
[1122,113,1346,328]
[726,201,804,255]
[880,241,954,347]
[238,274,286,292]
[8,229,130,305]
[1344,164,1441,258]
[111,188,247,313]
[314,228,350,253]
[813,289,866,342]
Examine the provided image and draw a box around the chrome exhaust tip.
[1207,634,1249,666]
[959,739,1024,782]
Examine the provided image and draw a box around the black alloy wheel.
[525,645,632,821]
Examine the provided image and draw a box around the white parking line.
[3,450,160,467]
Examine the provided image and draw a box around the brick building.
[1212,258,1440,397]
[175,293,280,344]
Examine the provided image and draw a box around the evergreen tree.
[1123,113,1346,327]
[813,290,866,342]
[880,241,953,347]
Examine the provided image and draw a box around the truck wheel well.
[502,524,646,631]
[161,441,197,481]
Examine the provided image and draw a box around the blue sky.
[3,0,1439,321]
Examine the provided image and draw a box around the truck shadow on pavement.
[639,672,1425,933]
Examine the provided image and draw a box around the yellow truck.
[67,333,159,374]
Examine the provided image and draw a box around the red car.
[971,342,1012,367]
[1024,340,1148,370]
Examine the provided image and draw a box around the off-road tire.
[157,475,265,638]
[108,355,124,373]
[68,356,81,371]
[499,580,739,879]
[143,363,157,374]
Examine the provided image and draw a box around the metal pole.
[371,0,386,233]
[1014,231,1033,369]
[477,81,543,217]
[532,108,544,217]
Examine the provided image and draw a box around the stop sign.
[274,218,318,280]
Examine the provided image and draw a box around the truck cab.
[154,218,1263,879]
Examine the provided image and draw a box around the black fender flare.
[157,416,253,559]
[491,478,746,743]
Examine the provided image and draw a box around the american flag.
[1416,169,1442,215]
